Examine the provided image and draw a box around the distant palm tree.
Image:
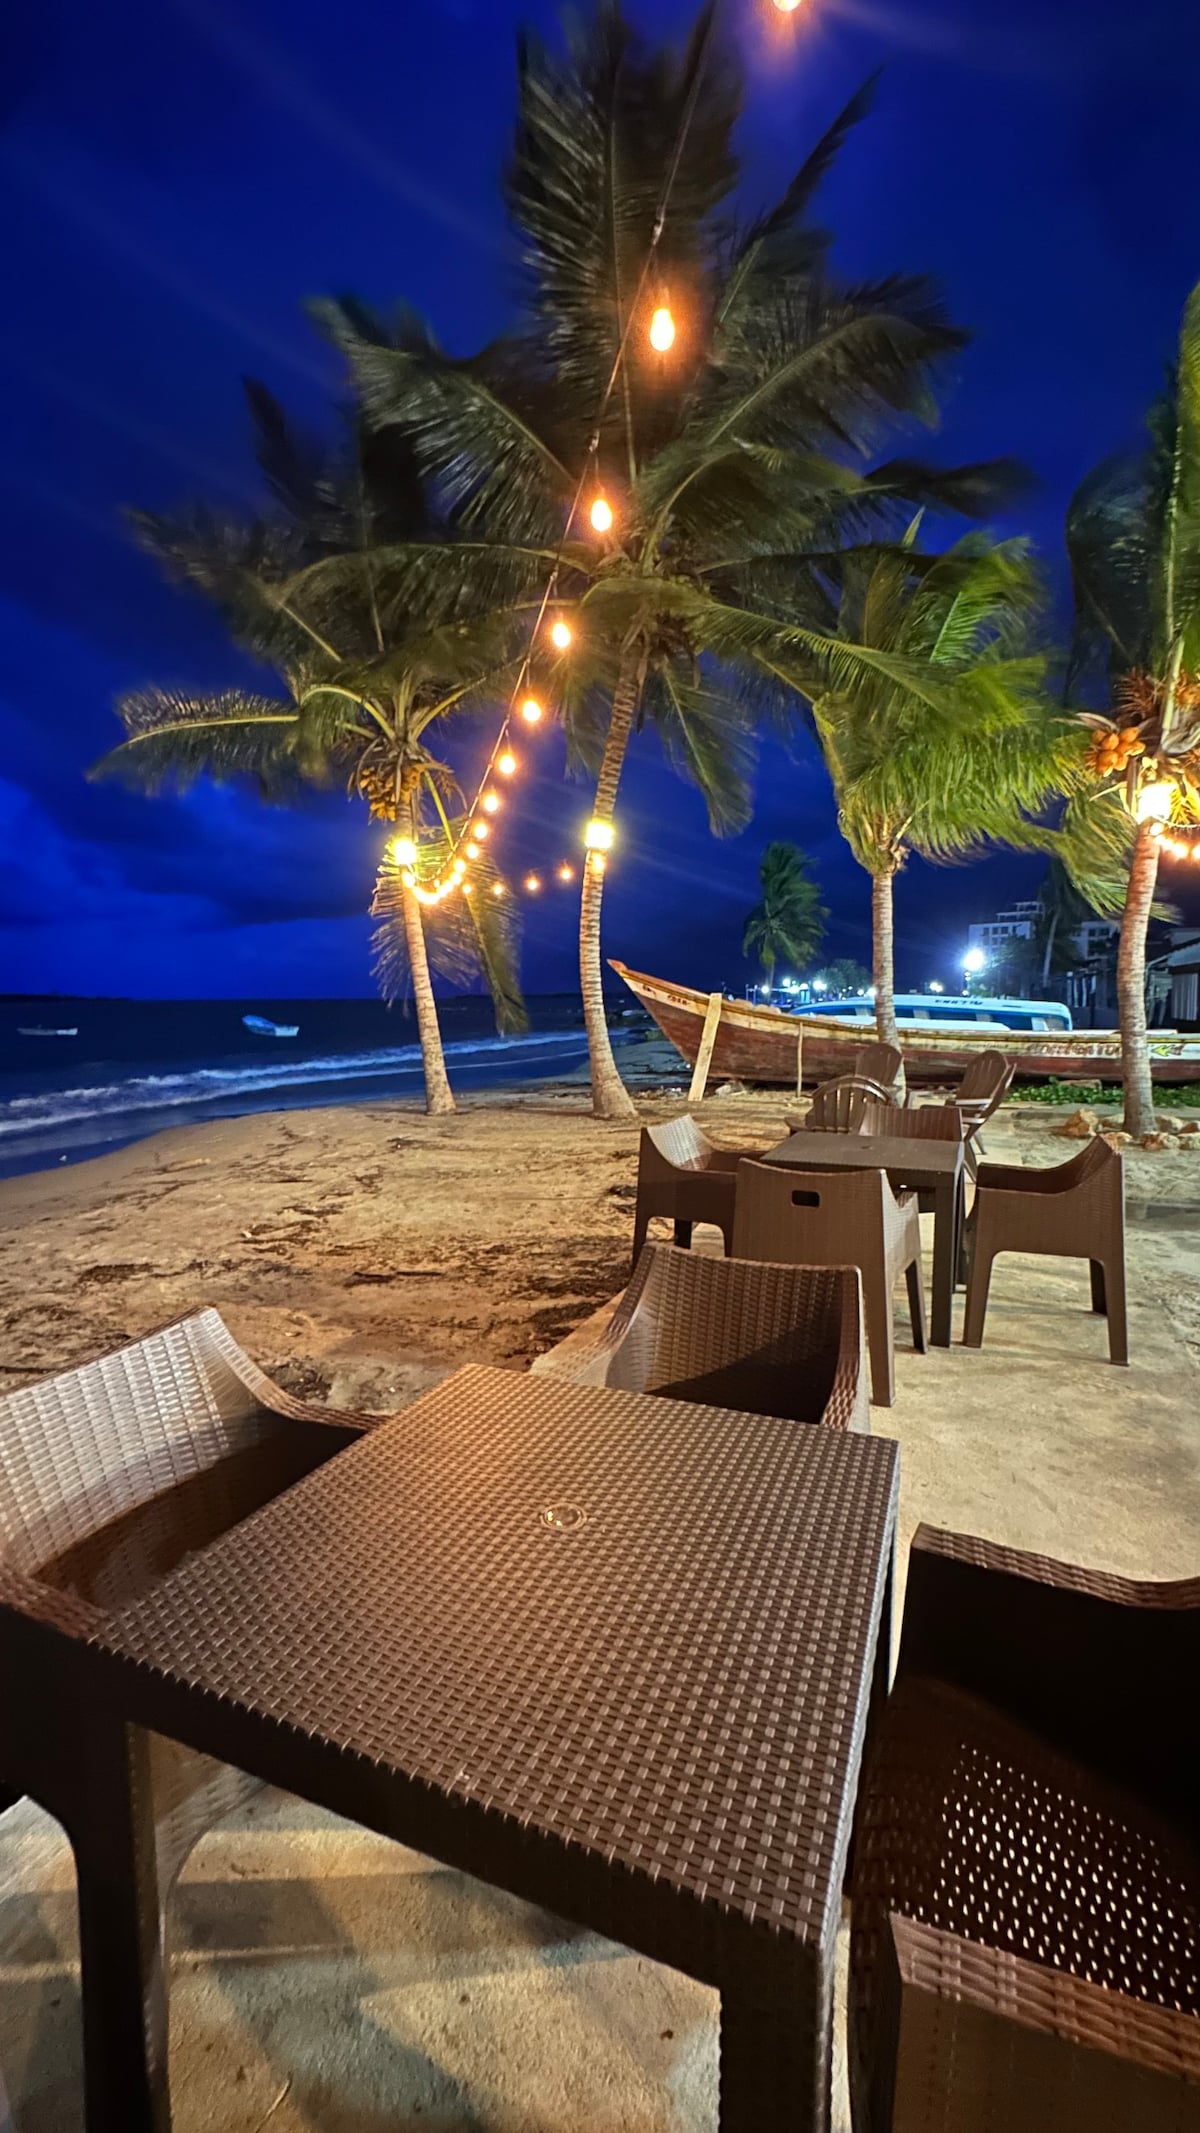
[1066,276,1200,1137]
[315,16,1017,1118]
[742,843,827,982]
[793,531,1085,1049]
[93,385,525,1114]
[815,957,872,997]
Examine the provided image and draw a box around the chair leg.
[673,1220,694,1249]
[962,1242,996,1349]
[905,1259,927,1354]
[631,1211,649,1276]
[1089,1260,1107,1314]
[1100,1253,1129,1365]
[864,1275,897,1408]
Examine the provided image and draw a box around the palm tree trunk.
[579,655,641,1121]
[1118,818,1160,1140]
[871,866,901,1050]
[396,794,455,1116]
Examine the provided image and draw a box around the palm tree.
[796,532,1085,1049]
[1066,277,1200,1137]
[742,842,827,981]
[814,957,872,997]
[314,14,1017,1118]
[93,385,525,1114]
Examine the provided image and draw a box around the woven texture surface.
[99,1362,898,1942]
[532,1243,868,1432]
[850,1524,1200,2132]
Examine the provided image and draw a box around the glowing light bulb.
[549,619,572,651]
[649,305,676,353]
[1136,779,1174,824]
[525,873,541,894]
[589,495,614,534]
[481,791,500,814]
[772,0,802,12]
[557,863,574,883]
[465,841,480,861]
[590,851,606,876]
[453,858,467,878]
[520,697,544,725]
[472,820,489,840]
[584,817,614,852]
[491,881,505,898]
[389,835,417,867]
[497,751,517,776]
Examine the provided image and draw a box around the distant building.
[1164,930,1200,1027]
[967,902,1040,955]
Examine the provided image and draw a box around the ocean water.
[0,994,633,1181]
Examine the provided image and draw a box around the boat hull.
[610,961,1200,1087]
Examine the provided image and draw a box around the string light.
[497,751,517,776]
[525,873,542,894]
[520,697,544,725]
[584,818,615,851]
[549,620,572,651]
[481,791,501,814]
[558,863,574,883]
[472,821,489,840]
[772,0,802,11]
[589,494,614,534]
[388,835,417,867]
[491,882,506,898]
[465,841,480,861]
[649,305,676,352]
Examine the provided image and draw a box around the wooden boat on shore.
[611,961,1200,1087]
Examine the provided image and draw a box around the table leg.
[68,1719,170,2133]
[930,1178,956,1346]
[719,1954,829,2132]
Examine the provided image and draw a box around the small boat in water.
[242,1015,300,1039]
[17,1026,78,1038]
[611,961,1200,1086]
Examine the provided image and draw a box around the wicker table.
[764,1130,965,1347]
[88,1362,899,2133]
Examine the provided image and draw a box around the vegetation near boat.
[611,963,1200,1087]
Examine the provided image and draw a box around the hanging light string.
[396,9,715,905]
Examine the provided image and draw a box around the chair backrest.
[886,1105,964,1142]
[733,1159,889,1268]
[1049,1134,1123,1195]
[807,1081,890,1134]
[641,1115,712,1174]
[597,1244,865,1428]
[853,1041,903,1093]
[954,1048,1014,1117]
[0,1311,336,1614]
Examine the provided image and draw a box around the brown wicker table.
[86,1362,899,2133]
[764,1131,965,1347]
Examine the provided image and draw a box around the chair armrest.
[898,1526,1200,1825]
[707,1146,752,1173]
[883,1914,1200,2128]
[973,1158,1037,1192]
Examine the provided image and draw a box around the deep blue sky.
[2,0,1198,1000]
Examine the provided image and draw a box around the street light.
[928,980,944,994]
[812,977,827,994]
[962,948,986,975]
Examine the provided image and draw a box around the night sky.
[2,0,1199,1001]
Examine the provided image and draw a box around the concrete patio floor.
[1,1163,1197,2130]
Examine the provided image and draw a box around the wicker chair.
[849,1523,1200,2131]
[963,1135,1127,1363]
[733,1160,925,1407]
[533,1242,869,1430]
[0,1311,375,2126]
[631,1116,745,1270]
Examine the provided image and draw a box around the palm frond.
[93,690,302,795]
[371,830,527,1032]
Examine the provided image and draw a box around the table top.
[95,1363,897,1950]
[766,1130,964,1182]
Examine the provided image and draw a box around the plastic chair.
[631,1116,745,1270]
[963,1136,1127,1363]
[533,1242,868,1430]
[849,1523,1200,2131]
[733,1159,925,1407]
[0,1311,376,2127]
